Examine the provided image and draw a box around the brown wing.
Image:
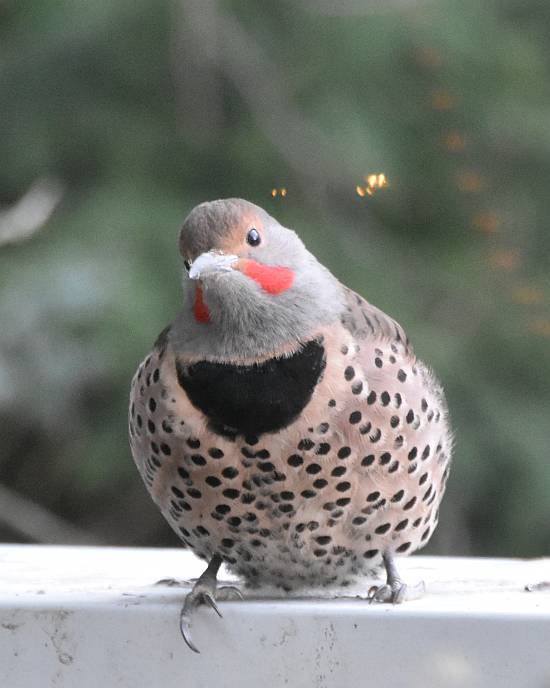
[340,286,412,355]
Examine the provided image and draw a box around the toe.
[217,585,244,601]
[368,584,393,603]
[390,583,407,604]
[367,581,420,604]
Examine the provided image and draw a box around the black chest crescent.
[175,339,326,438]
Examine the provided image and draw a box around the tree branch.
[0,178,63,247]
[0,483,99,545]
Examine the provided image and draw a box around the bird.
[128,198,453,652]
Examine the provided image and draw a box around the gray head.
[171,198,345,361]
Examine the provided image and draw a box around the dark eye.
[183,259,191,272]
[246,228,261,247]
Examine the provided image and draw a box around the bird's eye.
[183,259,191,273]
[246,228,261,247]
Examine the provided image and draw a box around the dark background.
[1,0,549,557]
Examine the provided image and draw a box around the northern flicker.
[128,198,453,652]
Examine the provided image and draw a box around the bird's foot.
[368,581,406,604]
[179,555,242,653]
[155,577,188,587]
[367,579,425,604]
[367,552,425,604]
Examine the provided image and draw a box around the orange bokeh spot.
[511,286,545,305]
[472,212,500,233]
[416,46,443,69]
[529,318,550,337]
[488,249,521,271]
[442,131,467,152]
[431,90,458,110]
[456,172,485,193]
[357,173,388,198]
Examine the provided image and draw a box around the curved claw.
[203,592,223,618]
[219,585,244,601]
[368,584,391,604]
[178,583,231,652]
[180,614,200,654]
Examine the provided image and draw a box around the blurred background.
[1,0,549,557]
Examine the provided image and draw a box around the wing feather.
[340,286,412,354]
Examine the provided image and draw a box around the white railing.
[1,545,549,688]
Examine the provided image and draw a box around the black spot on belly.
[175,338,326,437]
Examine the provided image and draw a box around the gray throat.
[170,268,345,362]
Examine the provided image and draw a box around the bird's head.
[173,198,344,361]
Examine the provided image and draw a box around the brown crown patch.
[179,199,266,260]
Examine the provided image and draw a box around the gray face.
[171,199,345,361]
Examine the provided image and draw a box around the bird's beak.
[188,250,238,280]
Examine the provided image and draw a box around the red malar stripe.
[193,285,210,323]
[243,260,294,295]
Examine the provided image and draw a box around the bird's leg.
[179,554,243,653]
[368,552,424,604]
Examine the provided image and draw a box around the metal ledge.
[1,545,549,687]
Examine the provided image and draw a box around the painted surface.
[0,546,549,688]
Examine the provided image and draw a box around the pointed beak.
[188,251,239,280]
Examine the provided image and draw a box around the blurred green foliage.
[1,0,549,556]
